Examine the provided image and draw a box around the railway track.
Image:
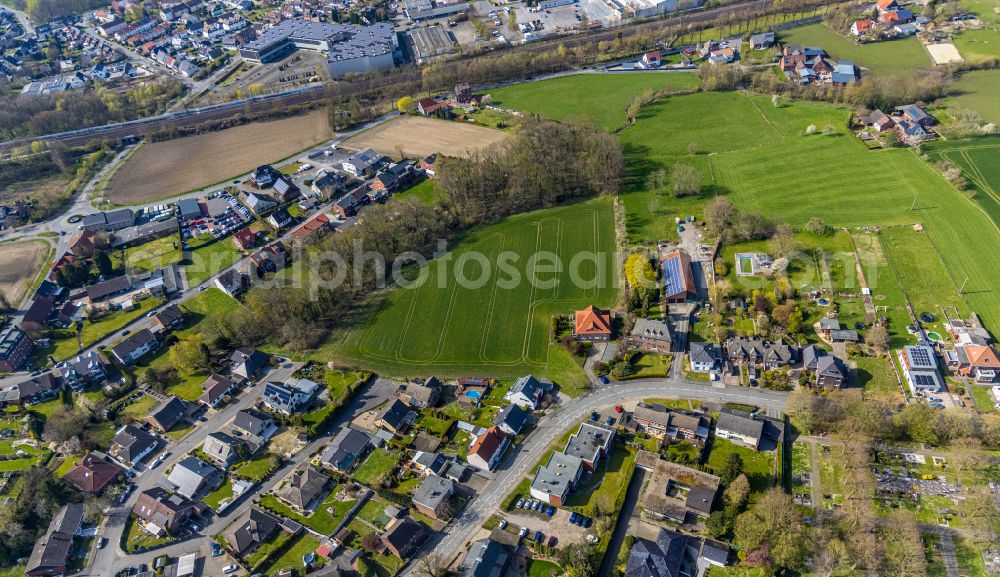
[1,0,792,151]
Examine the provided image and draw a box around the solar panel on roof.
[663,256,684,296]
[912,373,938,387]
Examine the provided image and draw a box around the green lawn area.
[816,444,846,506]
[952,0,1000,63]
[545,343,590,397]
[124,515,175,553]
[369,550,406,577]
[331,198,618,378]
[0,441,50,472]
[855,356,901,396]
[779,23,932,77]
[945,70,1000,124]
[245,530,294,569]
[526,559,564,577]
[44,297,164,361]
[121,395,157,420]
[626,352,670,379]
[259,491,357,535]
[353,450,401,487]
[185,238,244,286]
[970,385,998,413]
[233,453,280,482]
[260,532,322,577]
[488,72,699,132]
[706,439,774,496]
[395,179,439,206]
[416,414,453,438]
[564,445,636,516]
[202,477,235,511]
[122,234,181,272]
[356,496,392,528]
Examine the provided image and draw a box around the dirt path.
[809,440,822,514]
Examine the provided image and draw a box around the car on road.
[223,565,239,574]
[519,527,528,537]
[121,329,131,336]
[146,310,157,317]
[599,375,610,384]
[97,537,108,549]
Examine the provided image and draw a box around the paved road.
[403,379,788,575]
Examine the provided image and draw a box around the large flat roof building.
[239,19,396,77]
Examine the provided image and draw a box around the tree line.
[198,120,622,353]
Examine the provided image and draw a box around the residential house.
[416,97,450,116]
[223,506,281,558]
[419,154,437,176]
[333,188,370,218]
[342,148,385,178]
[667,412,710,445]
[21,296,55,332]
[111,328,159,365]
[881,8,913,24]
[688,342,722,373]
[901,344,942,394]
[864,109,895,132]
[0,373,61,407]
[815,355,847,388]
[631,404,672,438]
[84,275,132,302]
[266,208,293,230]
[62,351,108,389]
[252,165,277,188]
[271,175,300,203]
[493,404,528,435]
[276,465,330,511]
[505,374,553,410]
[381,517,429,559]
[749,31,775,49]
[63,452,123,495]
[230,348,270,380]
[851,18,876,35]
[464,539,513,577]
[626,318,672,354]
[153,303,185,332]
[724,337,797,369]
[564,422,615,470]
[0,326,33,372]
[897,119,929,144]
[215,269,250,297]
[202,431,246,467]
[262,378,320,414]
[661,250,696,303]
[247,241,288,278]
[244,192,278,215]
[167,456,222,498]
[530,451,583,506]
[399,377,441,408]
[199,373,239,407]
[25,504,84,577]
[233,227,259,250]
[133,488,204,534]
[715,411,764,450]
[639,50,661,68]
[291,213,334,242]
[574,305,613,341]
[467,427,509,471]
[109,424,159,465]
[376,399,413,434]
[372,161,417,194]
[82,208,134,232]
[831,61,857,85]
[146,395,188,432]
[455,83,473,103]
[625,528,694,577]
[955,344,1000,383]
[412,474,454,520]
[896,104,935,127]
[311,171,347,198]
[231,409,277,452]
[636,452,722,525]
[320,427,372,472]
[708,47,736,63]
[876,0,900,13]
[412,451,451,477]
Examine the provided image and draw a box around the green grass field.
[778,23,931,77]
[488,72,699,131]
[122,235,181,273]
[879,226,970,327]
[395,179,439,206]
[353,450,401,487]
[945,70,1000,124]
[706,438,774,496]
[186,238,244,286]
[332,198,619,379]
[952,0,1000,63]
[259,490,356,535]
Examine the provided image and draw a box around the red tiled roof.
[575,306,612,336]
[470,427,506,460]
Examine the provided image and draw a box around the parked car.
[97,537,108,549]
[582,517,592,528]
[534,531,543,543]
[547,535,558,547]
[569,512,578,524]
[223,565,239,574]
[519,527,528,537]
[546,505,555,516]
[586,534,600,544]
[516,498,525,508]
[599,375,610,384]
[498,520,508,530]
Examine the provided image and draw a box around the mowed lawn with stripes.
[335,198,619,377]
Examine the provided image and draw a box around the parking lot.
[502,499,596,547]
[180,191,251,246]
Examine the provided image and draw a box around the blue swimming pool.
[465,390,482,399]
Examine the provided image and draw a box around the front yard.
[233,453,281,482]
[124,515,175,553]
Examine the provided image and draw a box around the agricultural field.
[943,70,1000,124]
[332,198,619,378]
[0,240,49,308]
[487,72,699,131]
[342,115,508,159]
[778,23,932,77]
[107,109,333,204]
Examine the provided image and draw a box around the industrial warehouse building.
[239,20,398,77]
